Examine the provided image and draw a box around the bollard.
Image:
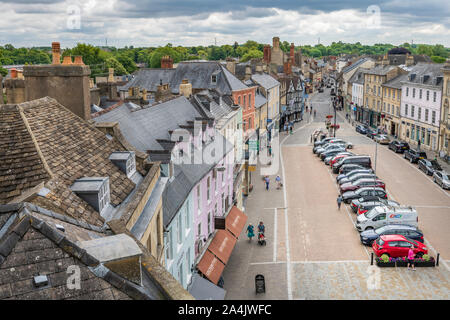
[371,252,374,265]
[436,253,440,266]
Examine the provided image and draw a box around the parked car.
[418,159,442,176]
[351,196,397,213]
[372,235,427,258]
[328,152,354,166]
[336,168,374,183]
[318,87,324,93]
[357,199,400,215]
[313,139,343,153]
[317,144,346,157]
[356,125,368,134]
[433,171,450,189]
[320,148,346,160]
[360,225,424,246]
[314,137,334,148]
[338,173,378,186]
[374,134,390,145]
[366,128,378,139]
[404,149,427,163]
[340,178,385,194]
[338,164,366,175]
[341,187,387,204]
[332,156,372,173]
[388,140,409,153]
[356,206,418,231]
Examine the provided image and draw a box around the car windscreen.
[375,226,389,234]
[418,152,427,157]
[376,238,384,246]
[365,208,379,219]
[443,174,450,180]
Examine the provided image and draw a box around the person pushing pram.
[257,221,266,246]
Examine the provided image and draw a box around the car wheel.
[410,157,413,163]
[365,227,374,231]
[416,252,424,258]
[433,177,436,183]
[403,153,406,159]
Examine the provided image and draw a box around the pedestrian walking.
[407,245,416,271]
[289,124,293,135]
[337,195,343,210]
[246,224,255,241]
[264,176,270,191]
[268,144,272,157]
[283,123,287,133]
[257,221,265,234]
[418,139,421,150]
[275,175,282,189]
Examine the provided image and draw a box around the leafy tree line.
[1,41,448,78]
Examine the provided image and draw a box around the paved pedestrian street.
[223,88,450,300]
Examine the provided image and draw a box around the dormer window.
[109,151,136,178]
[71,177,110,215]
[211,74,217,84]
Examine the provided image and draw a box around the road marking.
[278,115,313,301]
[273,208,277,262]
[249,260,369,265]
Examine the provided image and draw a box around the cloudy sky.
[1,0,449,48]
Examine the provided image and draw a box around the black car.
[338,164,365,175]
[418,159,442,175]
[388,140,409,153]
[366,128,378,139]
[404,149,427,163]
[355,125,368,134]
[360,225,424,246]
[342,187,387,204]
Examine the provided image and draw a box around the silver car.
[433,171,450,190]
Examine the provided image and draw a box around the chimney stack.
[255,64,263,74]
[226,57,236,75]
[290,43,295,65]
[62,55,73,65]
[244,66,252,81]
[179,79,192,98]
[263,45,271,64]
[161,55,174,69]
[283,58,292,75]
[107,68,115,82]
[52,42,61,65]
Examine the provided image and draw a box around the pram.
[257,232,266,246]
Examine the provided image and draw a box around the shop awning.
[226,206,248,239]
[197,250,226,285]
[207,230,237,265]
[188,273,227,300]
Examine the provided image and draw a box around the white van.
[355,206,418,232]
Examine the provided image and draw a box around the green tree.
[240,49,263,62]
[149,46,181,68]
[0,66,8,77]
[431,56,446,63]
[104,57,127,75]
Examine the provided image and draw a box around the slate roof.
[0,203,155,300]
[401,63,444,88]
[0,106,51,203]
[255,93,267,108]
[118,69,176,93]
[93,96,203,152]
[349,68,370,85]
[342,58,372,74]
[364,65,397,76]
[383,73,409,89]
[251,73,280,90]
[192,90,237,121]
[0,97,136,227]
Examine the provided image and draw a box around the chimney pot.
[62,55,73,65]
[73,55,84,65]
[10,68,18,78]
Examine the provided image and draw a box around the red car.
[330,153,352,167]
[340,178,385,193]
[372,235,428,258]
